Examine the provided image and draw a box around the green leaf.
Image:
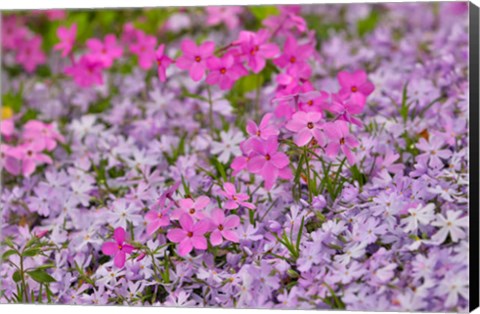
[249,6,280,21]
[357,10,380,37]
[12,271,22,283]
[2,249,18,260]
[27,270,56,284]
[22,248,40,257]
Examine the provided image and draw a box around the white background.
[0,0,479,314]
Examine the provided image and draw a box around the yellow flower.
[1,107,14,120]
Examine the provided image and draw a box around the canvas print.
[0,1,475,312]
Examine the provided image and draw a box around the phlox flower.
[0,119,14,137]
[219,182,255,210]
[416,135,452,169]
[206,53,247,90]
[15,141,53,177]
[23,120,65,151]
[246,113,279,141]
[64,56,104,88]
[172,195,210,220]
[155,44,173,82]
[247,138,292,190]
[102,227,135,268]
[54,24,77,57]
[15,35,46,73]
[86,34,123,68]
[2,16,28,50]
[176,39,215,81]
[145,207,170,236]
[324,120,359,165]
[273,35,313,77]
[130,32,157,70]
[401,203,436,233]
[285,111,324,147]
[209,209,240,246]
[431,210,468,243]
[205,6,243,30]
[0,144,21,176]
[210,129,245,163]
[297,90,329,113]
[238,29,279,73]
[327,93,364,126]
[166,213,210,256]
[337,69,374,107]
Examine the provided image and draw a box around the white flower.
[436,271,469,308]
[210,129,244,163]
[432,210,468,243]
[401,203,435,232]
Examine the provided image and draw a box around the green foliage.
[357,9,380,37]
[27,270,56,284]
[249,6,280,21]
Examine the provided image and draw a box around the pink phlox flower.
[0,119,15,137]
[206,6,244,30]
[0,144,22,176]
[327,93,363,126]
[2,16,28,50]
[176,39,215,81]
[297,90,330,113]
[285,111,325,147]
[54,24,77,57]
[238,29,279,73]
[64,55,104,88]
[172,195,210,220]
[145,207,171,236]
[86,34,123,68]
[102,227,135,268]
[130,31,158,70]
[155,44,174,82]
[247,138,292,190]
[15,35,46,73]
[324,120,359,165]
[209,209,240,246]
[219,182,255,210]
[166,213,210,256]
[273,36,313,76]
[246,113,279,141]
[205,52,247,90]
[337,69,374,108]
[23,120,65,151]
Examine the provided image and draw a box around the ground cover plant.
[0,2,471,311]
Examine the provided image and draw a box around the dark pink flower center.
[307,122,314,129]
[340,138,345,145]
[351,86,358,93]
[195,56,201,62]
[187,231,193,237]
[289,56,296,64]
[265,154,271,161]
[218,224,224,231]
[220,68,227,74]
[189,208,196,214]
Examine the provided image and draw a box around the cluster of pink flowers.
[1,119,64,177]
[2,16,46,73]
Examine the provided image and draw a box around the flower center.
[118,244,123,250]
[307,122,314,129]
[220,68,227,74]
[157,59,162,66]
[189,208,196,214]
[256,130,261,136]
[232,195,238,201]
[265,154,271,161]
[187,231,193,237]
[340,138,345,145]
[289,56,296,63]
[307,100,313,106]
[218,224,224,231]
[195,56,201,62]
[157,213,163,218]
[351,86,358,93]
[27,150,33,157]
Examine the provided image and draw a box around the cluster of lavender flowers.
[0,2,470,311]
